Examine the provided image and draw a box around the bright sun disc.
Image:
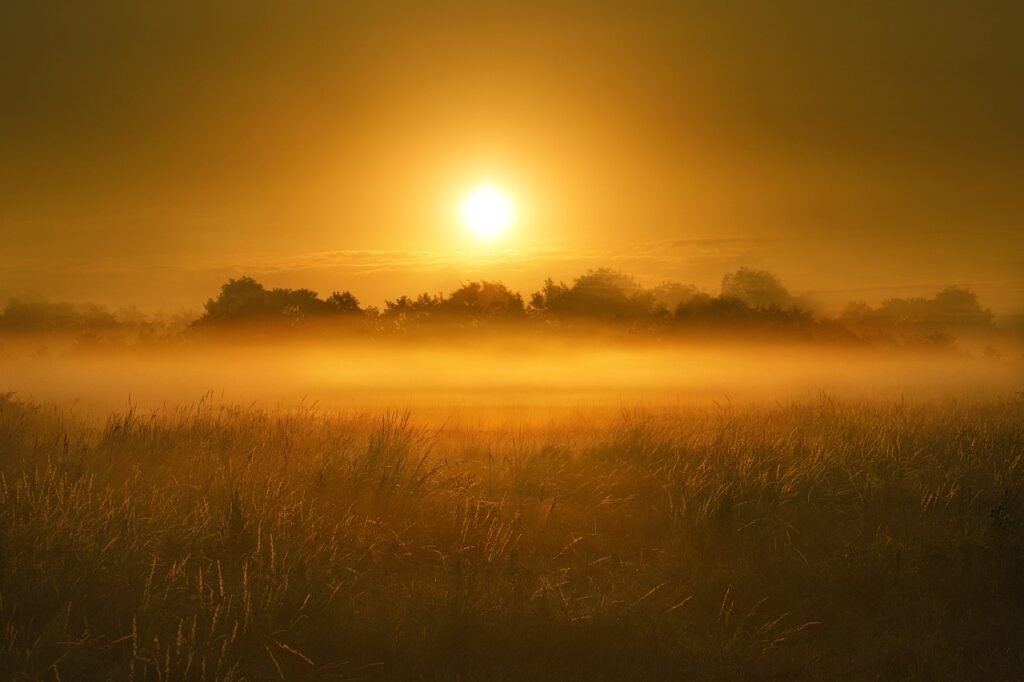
[460,184,515,240]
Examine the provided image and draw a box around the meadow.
[2,388,1023,680]
[5,0,1022,678]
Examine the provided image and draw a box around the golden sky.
[1,1,1022,312]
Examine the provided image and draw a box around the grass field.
[1,392,1023,680]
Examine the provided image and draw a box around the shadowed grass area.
[1,393,1023,680]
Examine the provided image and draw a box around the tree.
[200,277,272,322]
[840,286,994,338]
[268,288,327,319]
[383,293,443,321]
[198,277,366,325]
[441,281,525,318]
[326,291,363,315]
[530,268,655,319]
[530,278,569,312]
[929,287,994,328]
[720,268,796,309]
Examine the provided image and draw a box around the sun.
[459,183,515,240]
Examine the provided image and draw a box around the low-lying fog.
[2,334,1019,418]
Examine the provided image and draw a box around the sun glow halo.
[460,183,515,240]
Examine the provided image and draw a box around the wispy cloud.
[220,238,777,281]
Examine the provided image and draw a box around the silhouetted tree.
[326,291,363,315]
[839,286,994,338]
[441,281,525,318]
[198,277,366,325]
[530,268,655,319]
[530,278,570,312]
[721,268,797,309]
[927,287,994,328]
[383,293,444,323]
[268,288,327,319]
[201,277,273,322]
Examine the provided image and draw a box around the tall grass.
[1,393,1022,680]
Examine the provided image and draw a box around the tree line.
[194,268,813,326]
[0,267,1000,347]
[186,267,995,345]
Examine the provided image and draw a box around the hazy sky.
[1,1,1022,312]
